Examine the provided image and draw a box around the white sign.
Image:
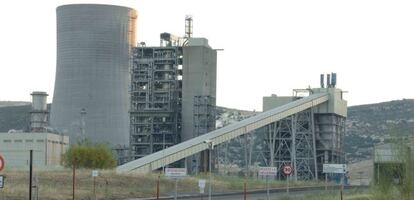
[259,167,277,176]
[165,168,187,178]
[92,170,99,177]
[0,175,4,188]
[198,179,206,188]
[283,165,293,176]
[323,164,347,174]
[198,179,206,193]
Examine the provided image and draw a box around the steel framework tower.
[263,74,346,180]
[129,45,183,161]
[192,95,216,172]
[265,108,318,180]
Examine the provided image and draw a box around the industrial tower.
[262,73,346,180]
[51,4,137,148]
[129,17,217,170]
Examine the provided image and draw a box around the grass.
[1,170,326,199]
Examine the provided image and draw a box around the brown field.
[0,169,325,199]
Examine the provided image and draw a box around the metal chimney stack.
[331,73,337,88]
[30,91,49,132]
[320,74,325,88]
[326,74,331,88]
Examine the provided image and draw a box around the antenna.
[185,15,193,38]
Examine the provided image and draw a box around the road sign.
[198,179,206,188]
[282,165,292,176]
[0,155,4,171]
[198,179,206,194]
[165,168,187,178]
[323,164,347,174]
[0,175,4,188]
[92,170,99,177]
[259,167,277,176]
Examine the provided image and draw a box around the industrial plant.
[1,4,348,181]
[129,19,217,170]
[0,92,69,169]
[118,73,347,181]
[260,74,346,180]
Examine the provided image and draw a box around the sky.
[0,0,413,111]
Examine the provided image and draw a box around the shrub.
[62,139,117,169]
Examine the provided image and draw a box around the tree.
[62,139,117,169]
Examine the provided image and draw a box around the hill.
[0,99,413,163]
[345,99,414,162]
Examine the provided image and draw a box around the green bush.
[62,140,117,169]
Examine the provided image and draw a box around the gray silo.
[51,4,137,147]
[30,91,49,132]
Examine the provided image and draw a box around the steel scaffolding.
[192,95,216,172]
[130,46,183,161]
[265,108,318,180]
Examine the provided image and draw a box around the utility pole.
[244,134,248,200]
[209,145,212,200]
[72,158,76,200]
[29,150,33,200]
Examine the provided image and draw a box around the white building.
[0,132,69,170]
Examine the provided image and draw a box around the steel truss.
[266,108,318,180]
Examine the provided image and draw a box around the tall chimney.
[30,91,49,132]
[331,73,337,88]
[320,74,325,88]
[326,74,331,88]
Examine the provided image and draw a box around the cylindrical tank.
[31,91,48,111]
[31,91,49,132]
[51,4,137,146]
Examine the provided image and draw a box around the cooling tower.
[51,4,137,146]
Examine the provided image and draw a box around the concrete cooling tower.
[51,4,137,147]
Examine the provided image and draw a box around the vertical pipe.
[244,134,248,200]
[310,109,318,180]
[327,74,331,88]
[286,174,290,194]
[244,134,249,176]
[291,115,297,181]
[29,150,33,200]
[325,151,328,190]
[244,181,247,200]
[73,159,76,200]
[266,176,270,200]
[340,174,344,200]
[156,175,160,199]
[174,179,178,200]
[320,74,325,88]
[208,147,212,200]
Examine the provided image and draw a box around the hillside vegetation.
[1,99,413,163]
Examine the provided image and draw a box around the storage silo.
[51,4,137,147]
